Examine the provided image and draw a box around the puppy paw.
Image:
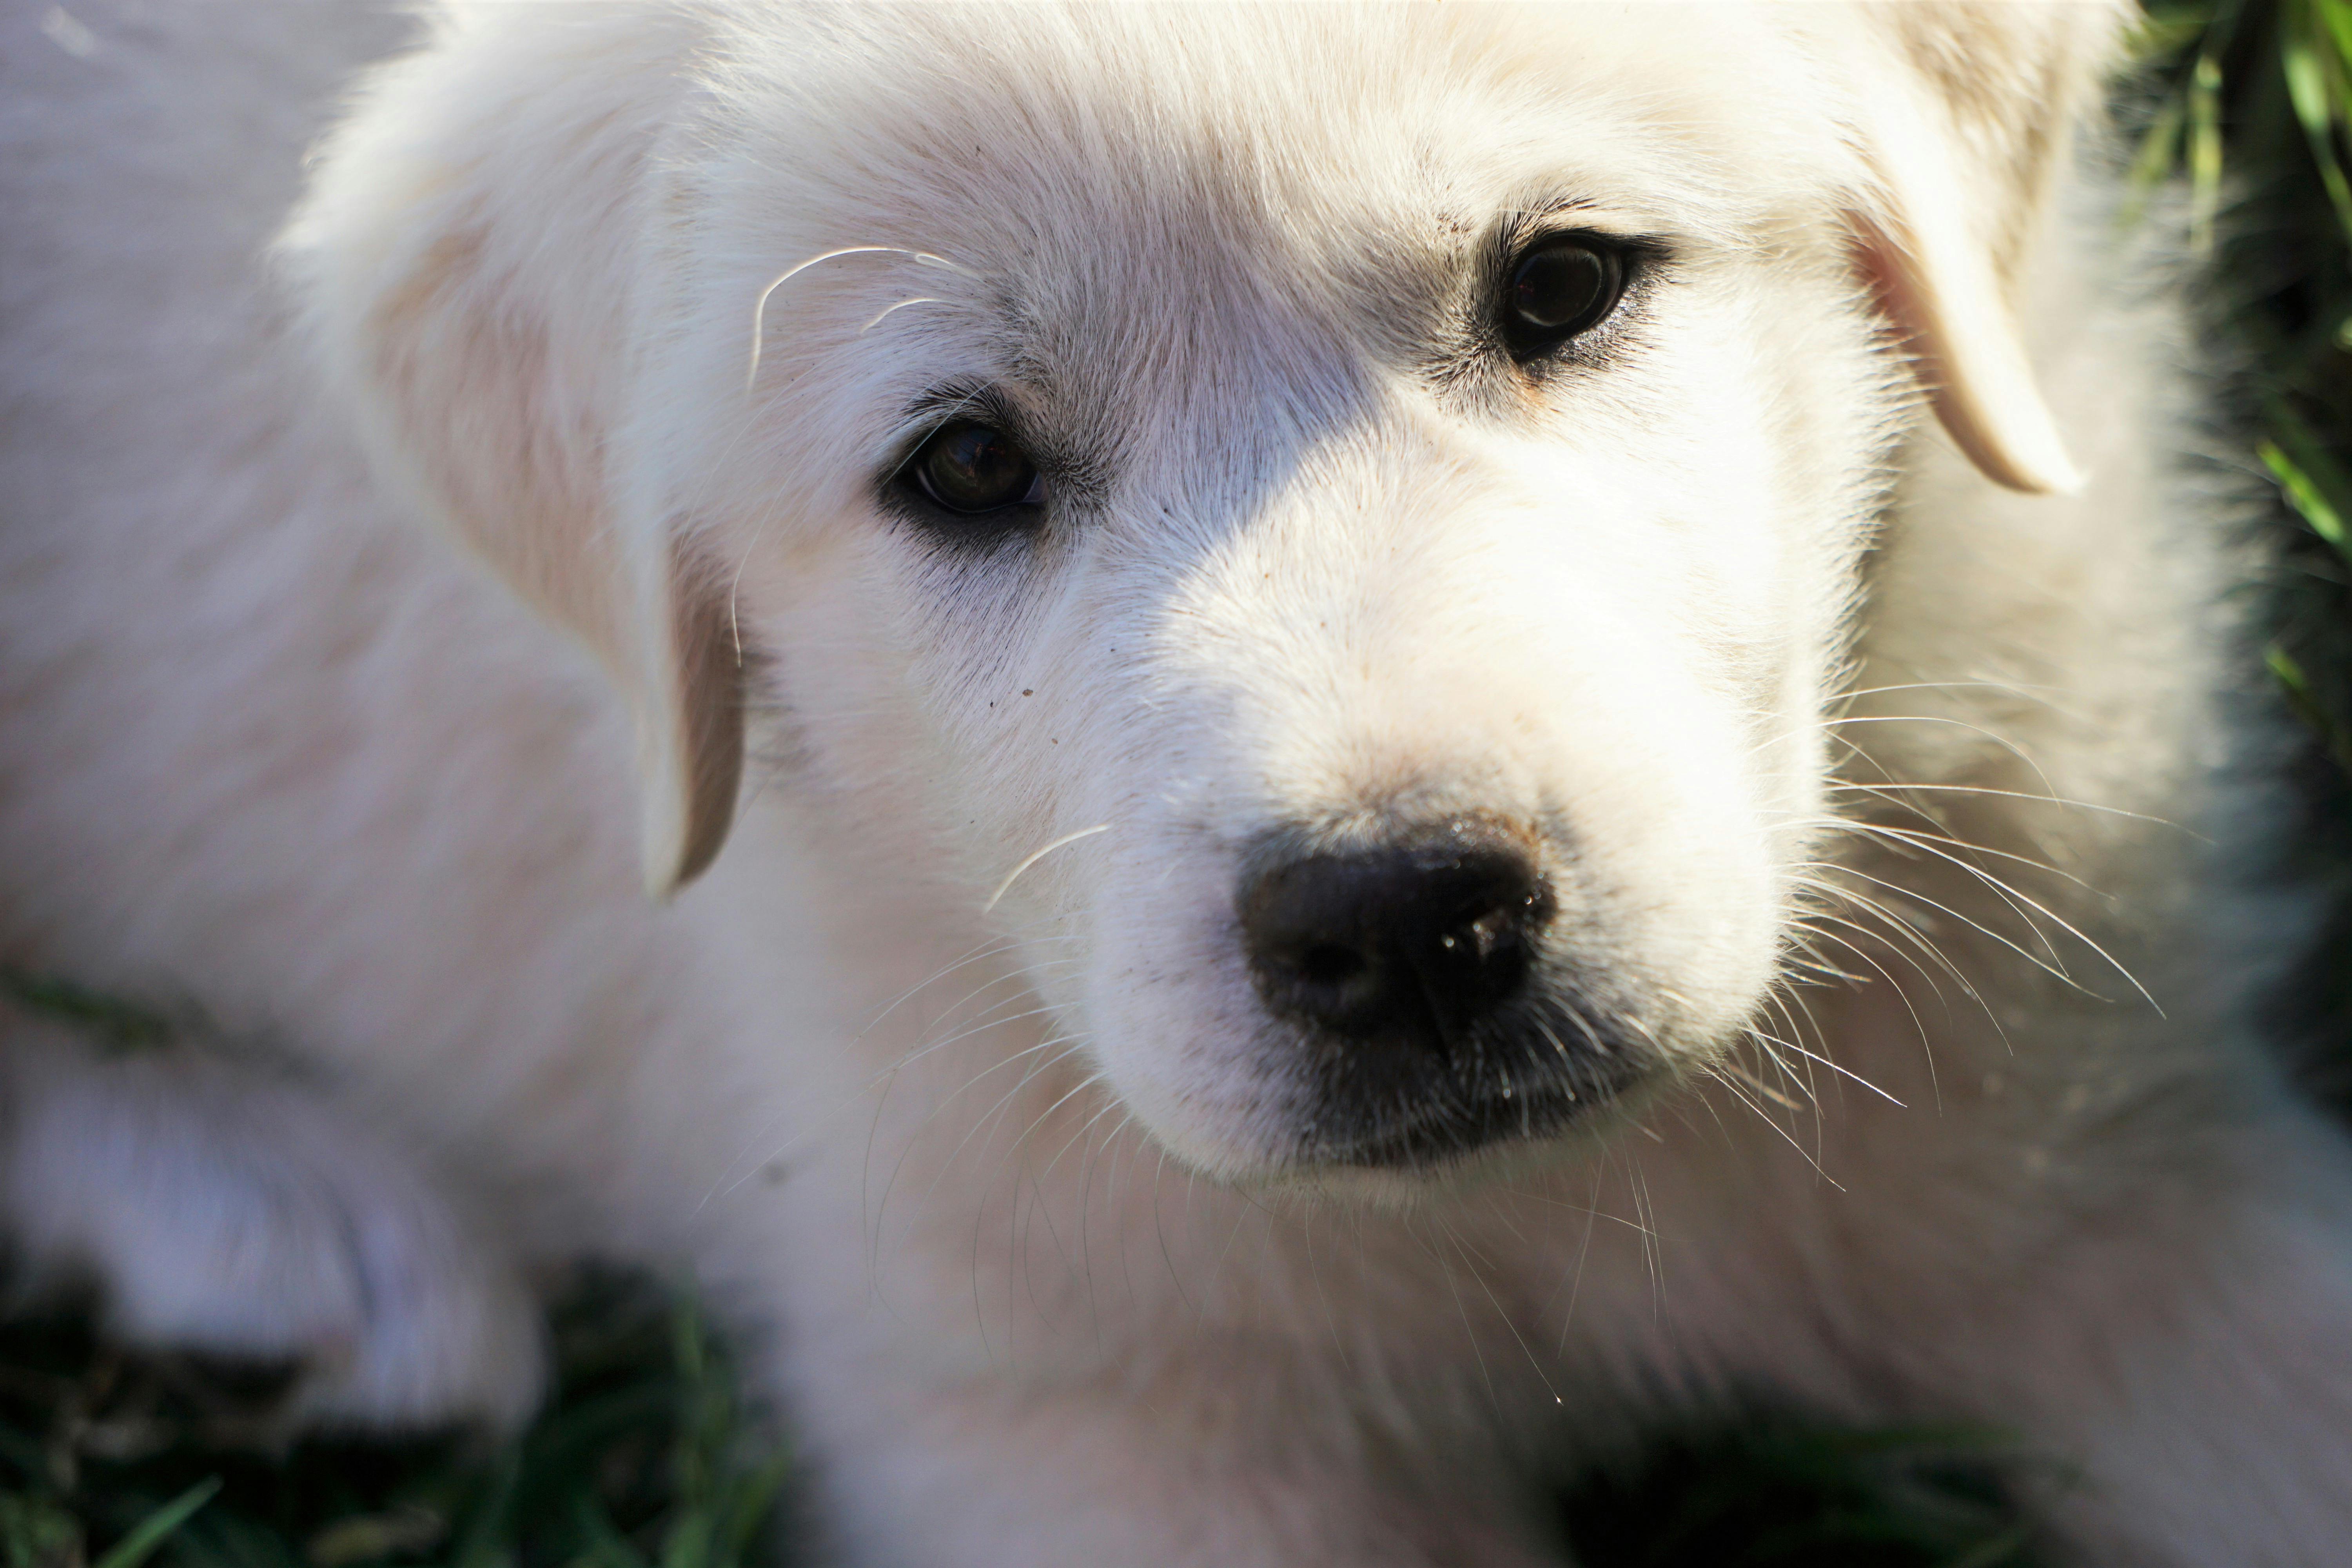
[0,1018,544,1432]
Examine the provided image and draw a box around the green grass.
[2,3,2347,1564]
[2146,0,2352,748]
[0,1276,794,1568]
[2132,0,2352,1101]
[1555,1418,2063,1568]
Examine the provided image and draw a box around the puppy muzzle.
[1238,818,1653,1167]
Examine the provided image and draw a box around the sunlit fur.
[5,3,2352,1563]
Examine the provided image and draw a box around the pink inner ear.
[1846,209,2081,497]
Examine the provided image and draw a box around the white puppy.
[4,1,2350,1562]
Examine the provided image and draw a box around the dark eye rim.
[1493,229,1646,362]
[890,414,1050,523]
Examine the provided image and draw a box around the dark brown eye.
[1501,236,1626,356]
[908,421,1044,515]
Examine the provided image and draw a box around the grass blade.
[2190,49,2228,252]
[93,1477,222,1568]
[2260,437,2351,554]
[2282,2,2352,239]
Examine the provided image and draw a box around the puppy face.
[292,2,2103,1185]
[668,6,1891,1180]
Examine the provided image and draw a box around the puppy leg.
[0,1010,543,1431]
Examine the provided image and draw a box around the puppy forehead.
[683,2,1857,507]
[711,1,1829,320]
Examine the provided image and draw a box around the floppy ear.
[279,4,741,897]
[1833,0,2128,495]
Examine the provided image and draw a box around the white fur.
[4,2,2350,1562]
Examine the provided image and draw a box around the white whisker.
[861,296,949,333]
[984,824,1111,915]
[746,244,976,392]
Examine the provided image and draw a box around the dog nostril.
[1239,824,1552,1050]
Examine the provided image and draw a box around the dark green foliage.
[0,1276,793,1568]
[2133,0,2352,769]
[0,969,174,1057]
[1557,1417,2058,1568]
[2132,0,2352,1092]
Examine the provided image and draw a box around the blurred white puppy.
[5,2,2351,1562]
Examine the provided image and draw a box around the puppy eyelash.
[875,383,1061,532]
[1479,220,1671,375]
[884,382,1022,474]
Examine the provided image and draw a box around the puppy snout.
[1240,823,1553,1050]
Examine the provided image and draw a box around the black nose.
[1240,824,1552,1049]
